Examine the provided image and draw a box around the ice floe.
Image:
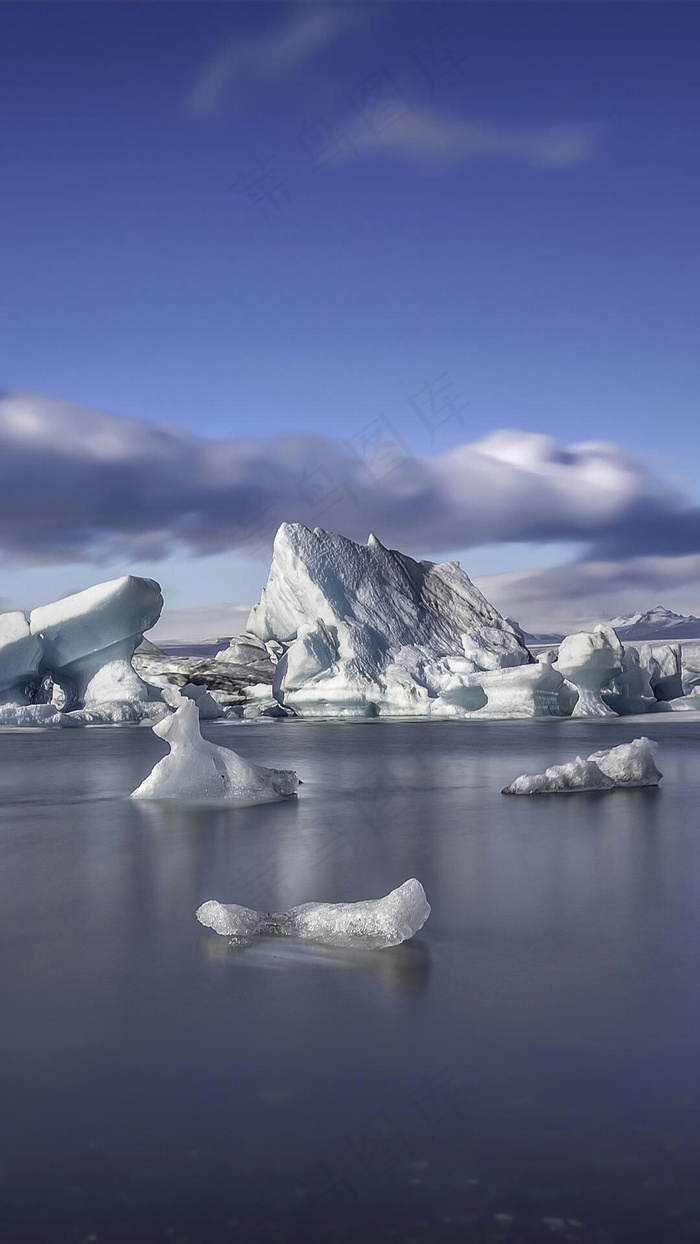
[502,737,662,794]
[196,878,430,949]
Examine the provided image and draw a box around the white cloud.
[0,391,693,571]
[355,107,604,169]
[188,6,354,117]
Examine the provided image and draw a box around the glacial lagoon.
[2,715,700,1243]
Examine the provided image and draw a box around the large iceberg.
[245,523,531,716]
[130,698,299,802]
[0,575,166,726]
[502,737,662,794]
[196,878,430,949]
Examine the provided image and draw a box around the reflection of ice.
[197,879,430,949]
[198,929,432,995]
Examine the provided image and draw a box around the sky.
[1,1,699,638]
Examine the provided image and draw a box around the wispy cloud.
[188,6,355,117]
[357,107,604,168]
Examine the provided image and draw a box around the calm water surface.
[1,716,700,1244]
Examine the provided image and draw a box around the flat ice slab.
[196,878,430,949]
[130,698,299,802]
[502,737,662,795]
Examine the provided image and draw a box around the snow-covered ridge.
[525,606,700,646]
[607,606,700,642]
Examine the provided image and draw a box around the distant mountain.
[607,606,700,642]
[511,606,700,648]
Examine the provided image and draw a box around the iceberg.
[30,575,163,711]
[431,660,567,718]
[130,698,299,802]
[246,523,531,716]
[196,878,430,949]
[0,575,166,725]
[554,626,624,717]
[502,737,662,794]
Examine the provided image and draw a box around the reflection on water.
[2,716,700,1243]
[198,929,432,995]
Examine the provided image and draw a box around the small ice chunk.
[588,737,662,786]
[195,901,275,937]
[503,736,662,795]
[196,878,430,949]
[130,698,299,802]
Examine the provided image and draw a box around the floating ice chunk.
[503,756,614,795]
[196,879,430,949]
[554,626,623,717]
[503,737,662,794]
[589,737,662,785]
[130,698,299,802]
[196,901,274,938]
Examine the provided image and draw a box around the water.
[2,716,700,1244]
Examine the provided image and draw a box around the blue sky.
[1,2,699,636]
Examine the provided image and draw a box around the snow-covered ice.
[503,737,662,794]
[130,698,299,802]
[196,878,430,949]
